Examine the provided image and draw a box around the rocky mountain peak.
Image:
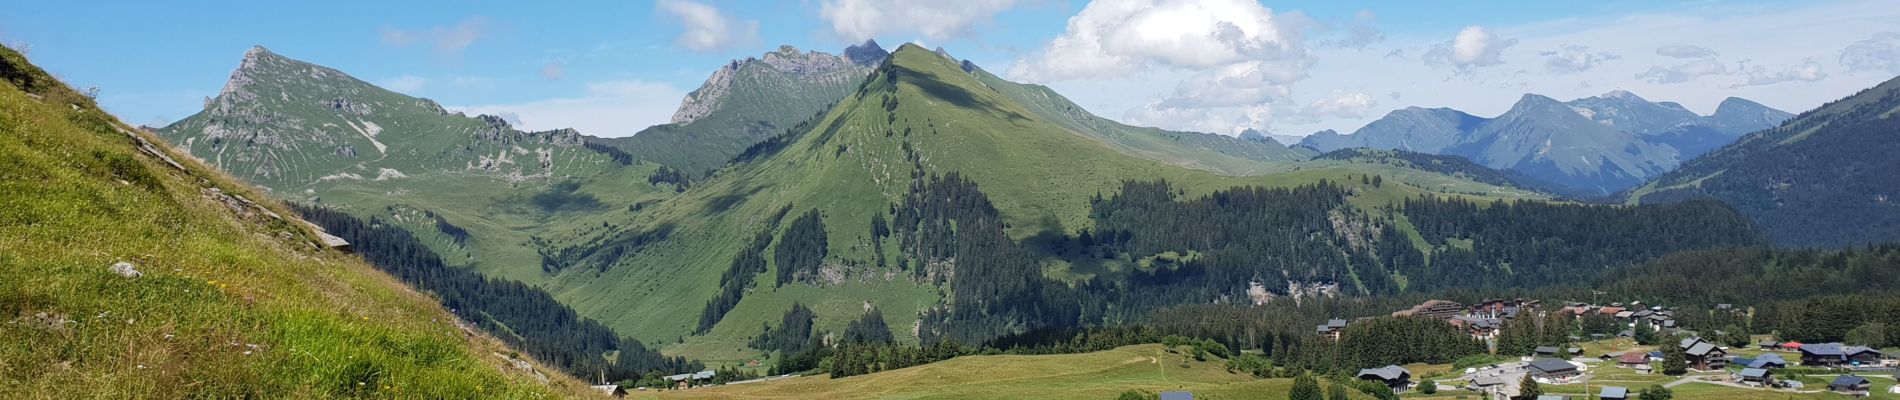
[843,39,889,66]
[1599,89,1644,101]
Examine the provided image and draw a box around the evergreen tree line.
[1400,196,1764,290]
[775,209,829,286]
[582,141,635,165]
[750,303,817,355]
[697,205,794,333]
[646,165,691,192]
[292,204,699,382]
[536,222,673,274]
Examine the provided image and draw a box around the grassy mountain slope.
[156,46,668,283]
[534,45,1544,364]
[968,66,1312,175]
[605,44,883,176]
[643,344,1308,400]
[0,46,598,398]
[1629,75,1900,246]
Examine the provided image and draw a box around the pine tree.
[1634,322,1658,345]
[1661,340,1688,376]
[1637,385,1673,400]
[1291,373,1324,400]
[1518,373,1542,400]
[1329,381,1351,400]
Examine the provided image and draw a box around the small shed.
[1737,368,1770,384]
[1599,386,1629,400]
[1828,375,1872,394]
[1536,346,1560,356]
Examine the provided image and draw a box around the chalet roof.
[1357,365,1412,381]
[1568,347,1583,354]
[1619,352,1648,364]
[1536,346,1560,354]
[1600,386,1629,399]
[1599,307,1626,315]
[1615,311,1635,318]
[1328,319,1349,328]
[1472,376,1506,386]
[1738,368,1769,378]
[1831,375,1871,387]
[1632,310,1653,317]
[1802,343,1846,356]
[1686,342,1719,356]
[1530,359,1578,374]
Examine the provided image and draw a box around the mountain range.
[1300,90,1793,195]
[136,39,1894,374]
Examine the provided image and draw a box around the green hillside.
[1629,75,1900,246]
[533,44,1549,364]
[643,344,1312,400]
[0,46,598,398]
[967,65,1313,175]
[156,46,670,283]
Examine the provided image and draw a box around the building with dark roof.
[1680,339,1728,370]
[1536,346,1560,357]
[1599,386,1628,400]
[1800,343,1886,366]
[1828,375,1871,394]
[1737,368,1771,384]
[1356,365,1413,391]
[1318,319,1349,341]
[1529,359,1581,381]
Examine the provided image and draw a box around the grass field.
[0,46,597,398]
[636,344,1354,400]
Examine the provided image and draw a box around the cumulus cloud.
[1655,44,1718,59]
[1734,59,1827,87]
[1422,26,1517,70]
[656,0,758,52]
[381,75,428,93]
[540,60,566,81]
[379,17,492,55]
[1009,0,1318,133]
[452,80,686,137]
[820,0,1018,42]
[1839,31,1900,74]
[1284,91,1377,123]
[1634,59,1729,84]
[1539,45,1619,73]
[1333,10,1385,49]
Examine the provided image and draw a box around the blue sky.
[5,0,1898,137]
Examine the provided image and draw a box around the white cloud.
[1540,45,1619,73]
[540,59,567,81]
[381,75,428,93]
[378,17,492,55]
[1839,31,1900,74]
[1734,59,1827,87]
[1332,10,1384,49]
[451,80,686,137]
[1009,0,1316,133]
[1655,44,1717,59]
[656,0,758,52]
[1287,91,1377,123]
[820,0,1018,42]
[1423,26,1517,70]
[1634,59,1728,84]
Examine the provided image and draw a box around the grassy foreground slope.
[643,344,1301,400]
[0,47,598,398]
[536,44,1544,364]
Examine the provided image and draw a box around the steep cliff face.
[615,41,890,175]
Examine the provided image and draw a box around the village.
[1328,299,1900,400]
